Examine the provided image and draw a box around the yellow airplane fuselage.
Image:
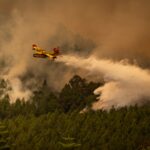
[33,46,57,59]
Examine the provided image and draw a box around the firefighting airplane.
[32,44,60,60]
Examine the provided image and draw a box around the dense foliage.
[0,75,149,150]
[3,105,150,150]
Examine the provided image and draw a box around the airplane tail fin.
[53,47,60,55]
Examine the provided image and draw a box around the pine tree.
[59,136,81,150]
[0,122,10,150]
[59,75,101,112]
[32,80,59,115]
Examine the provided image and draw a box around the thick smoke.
[1,0,150,61]
[0,5,94,101]
[57,55,150,109]
[1,0,150,101]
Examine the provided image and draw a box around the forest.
[0,75,149,150]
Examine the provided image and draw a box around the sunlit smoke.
[57,54,150,110]
[7,78,32,102]
[1,0,150,101]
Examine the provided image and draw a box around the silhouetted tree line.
[0,75,101,118]
[0,75,150,150]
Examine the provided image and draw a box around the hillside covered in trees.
[0,75,149,150]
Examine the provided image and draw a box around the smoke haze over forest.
[0,0,150,109]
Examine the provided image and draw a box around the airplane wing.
[45,53,57,59]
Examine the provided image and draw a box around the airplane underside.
[33,53,48,58]
[33,53,57,60]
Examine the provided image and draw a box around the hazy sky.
[1,0,150,63]
[0,0,150,101]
